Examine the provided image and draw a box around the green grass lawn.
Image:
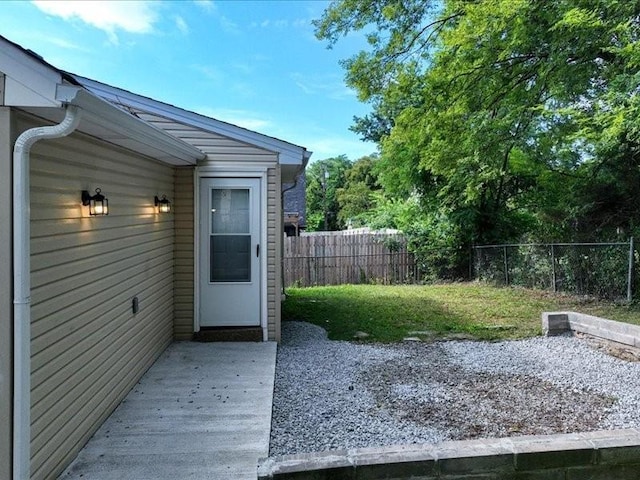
[282,283,640,342]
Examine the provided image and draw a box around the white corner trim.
[193,168,201,333]
[261,171,268,341]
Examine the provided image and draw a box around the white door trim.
[194,167,269,340]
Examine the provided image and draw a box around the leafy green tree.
[306,155,352,231]
[336,154,381,226]
[316,0,640,275]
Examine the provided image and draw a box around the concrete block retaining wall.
[258,429,640,479]
[542,311,640,348]
[259,313,640,479]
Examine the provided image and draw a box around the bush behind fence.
[473,240,635,301]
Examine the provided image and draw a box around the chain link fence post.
[551,244,557,293]
[628,237,634,302]
[503,246,509,285]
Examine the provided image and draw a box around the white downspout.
[13,105,81,480]
[280,156,309,299]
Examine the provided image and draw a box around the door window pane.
[209,187,252,283]
[210,235,251,282]
[211,189,249,234]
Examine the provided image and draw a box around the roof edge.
[1,35,205,165]
[70,73,310,164]
[68,87,206,164]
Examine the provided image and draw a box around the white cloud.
[253,17,311,30]
[191,64,224,83]
[193,0,215,13]
[218,15,240,34]
[32,0,159,44]
[231,83,256,98]
[187,105,375,161]
[193,107,272,132]
[253,53,271,63]
[291,72,356,101]
[292,18,311,28]
[261,123,377,161]
[44,36,91,52]
[175,15,189,34]
[303,136,377,162]
[232,62,253,75]
[192,0,239,34]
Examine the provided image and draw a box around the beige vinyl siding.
[140,106,283,341]
[20,111,177,479]
[174,166,195,340]
[0,107,14,480]
[268,165,281,340]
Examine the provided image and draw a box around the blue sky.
[0,0,377,162]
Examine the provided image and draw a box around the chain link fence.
[473,240,635,301]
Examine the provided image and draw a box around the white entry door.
[199,177,261,327]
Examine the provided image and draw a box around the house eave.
[64,87,205,165]
[16,87,205,166]
[70,74,310,168]
[1,36,205,166]
[0,37,63,107]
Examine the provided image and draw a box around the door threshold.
[194,326,263,342]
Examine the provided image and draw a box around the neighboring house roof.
[283,172,307,228]
[69,74,311,181]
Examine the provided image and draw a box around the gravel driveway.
[270,321,640,456]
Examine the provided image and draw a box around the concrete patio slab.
[60,341,277,480]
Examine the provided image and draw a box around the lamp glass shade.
[82,188,108,216]
[155,195,171,213]
[90,196,108,216]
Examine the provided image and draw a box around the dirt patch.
[576,332,640,362]
[361,346,615,440]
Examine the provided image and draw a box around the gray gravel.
[269,321,640,456]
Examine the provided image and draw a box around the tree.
[305,155,352,231]
[336,154,381,226]
[316,0,640,262]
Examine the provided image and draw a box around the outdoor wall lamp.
[155,195,171,213]
[81,188,109,216]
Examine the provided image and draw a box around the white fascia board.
[73,74,309,165]
[63,87,205,165]
[0,38,61,107]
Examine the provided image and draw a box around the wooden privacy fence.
[283,230,420,287]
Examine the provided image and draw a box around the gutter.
[13,104,81,480]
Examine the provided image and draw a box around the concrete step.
[194,327,263,342]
